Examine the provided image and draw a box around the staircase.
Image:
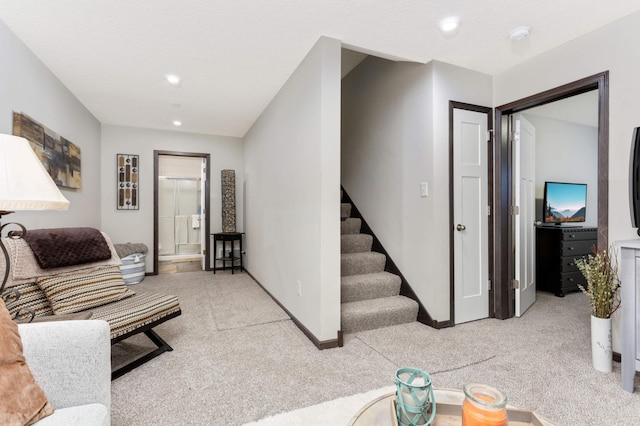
[340,192,419,334]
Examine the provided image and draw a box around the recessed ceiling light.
[510,27,531,42]
[438,16,460,33]
[172,120,182,127]
[165,74,182,86]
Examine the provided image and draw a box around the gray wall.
[494,11,640,245]
[243,37,342,342]
[341,58,492,322]
[523,114,598,227]
[494,10,640,352]
[100,125,243,271]
[0,20,101,230]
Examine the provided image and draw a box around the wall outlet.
[297,280,302,296]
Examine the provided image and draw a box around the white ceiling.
[1,1,639,138]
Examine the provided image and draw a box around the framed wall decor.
[13,111,82,189]
[117,154,139,210]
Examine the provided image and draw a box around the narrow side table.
[212,232,244,274]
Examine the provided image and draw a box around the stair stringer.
[340,186,436,328]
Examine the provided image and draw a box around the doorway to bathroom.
[153,151,211,274]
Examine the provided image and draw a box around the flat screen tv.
[630,127,640,235]
[543,182,587,225]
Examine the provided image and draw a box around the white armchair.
[18,320,111,426]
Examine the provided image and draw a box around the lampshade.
[0,133,70,211]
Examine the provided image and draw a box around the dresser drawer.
[561,229,597,241]
[561,256,586,272]
[561,271,587,291]
[561,240,596,256]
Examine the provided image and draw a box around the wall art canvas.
[117,154,139,210]
[13,112,82,189]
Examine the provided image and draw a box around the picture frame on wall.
[117,154,139,210]
[13,111,82,189]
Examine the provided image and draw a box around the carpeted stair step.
[341,203,352,220]
[341,252,386,276]
[341,272,402,303]
[341,218,362,235]
[340,234,373,254]
[341,296,419,333]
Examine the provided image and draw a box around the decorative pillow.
[3,282,54,319]
[0,302,54,425]
[36,266,135,315]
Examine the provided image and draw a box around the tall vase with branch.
[575,246,621,373]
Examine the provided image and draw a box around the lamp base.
[0,214,34,322]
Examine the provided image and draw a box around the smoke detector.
[509,27,531,42]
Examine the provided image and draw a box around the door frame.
[153,150,211,274]
[449,101,494,326]
[493,71,609,319]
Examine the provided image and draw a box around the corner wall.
[100,125,243,271]
[341,58,492,322]
[243,37,341,343]
[494,10,640,352]
[494,11,640,246]
[0,20,101,229]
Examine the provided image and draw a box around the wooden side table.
[212,232,244,274]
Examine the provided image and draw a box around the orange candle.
[462,384,508,426]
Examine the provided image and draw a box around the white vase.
[591,315,612,373]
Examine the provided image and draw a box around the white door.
[513,114,536,316]
[200,158,207,270]
[454,108,489,324]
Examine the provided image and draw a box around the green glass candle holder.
[394,367,436,426]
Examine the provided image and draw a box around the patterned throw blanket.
[23,227,112,269]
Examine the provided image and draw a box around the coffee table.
[348,389,554,426]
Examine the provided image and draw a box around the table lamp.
[0,133,70,319]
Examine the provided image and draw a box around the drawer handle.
[568,247,575,251]
[569,262,575,267]
[568,278,574,282]
[569,235,575,238]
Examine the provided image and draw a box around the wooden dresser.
[536,226,597,297]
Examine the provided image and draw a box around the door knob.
[534,220,542,226]
[456,224,466,231]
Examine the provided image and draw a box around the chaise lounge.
[1,227,181,379]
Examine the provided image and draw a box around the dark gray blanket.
[23,227,112,269]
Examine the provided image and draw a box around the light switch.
[420,182,428,197]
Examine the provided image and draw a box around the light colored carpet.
[110,271,640,425]
[244,385,396,426]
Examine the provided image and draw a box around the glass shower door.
[176,179,201,255]
[158,178,202,256]
[158,178,176,256]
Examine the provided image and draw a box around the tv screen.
[543,182,587,224]
[630,127,640,234]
